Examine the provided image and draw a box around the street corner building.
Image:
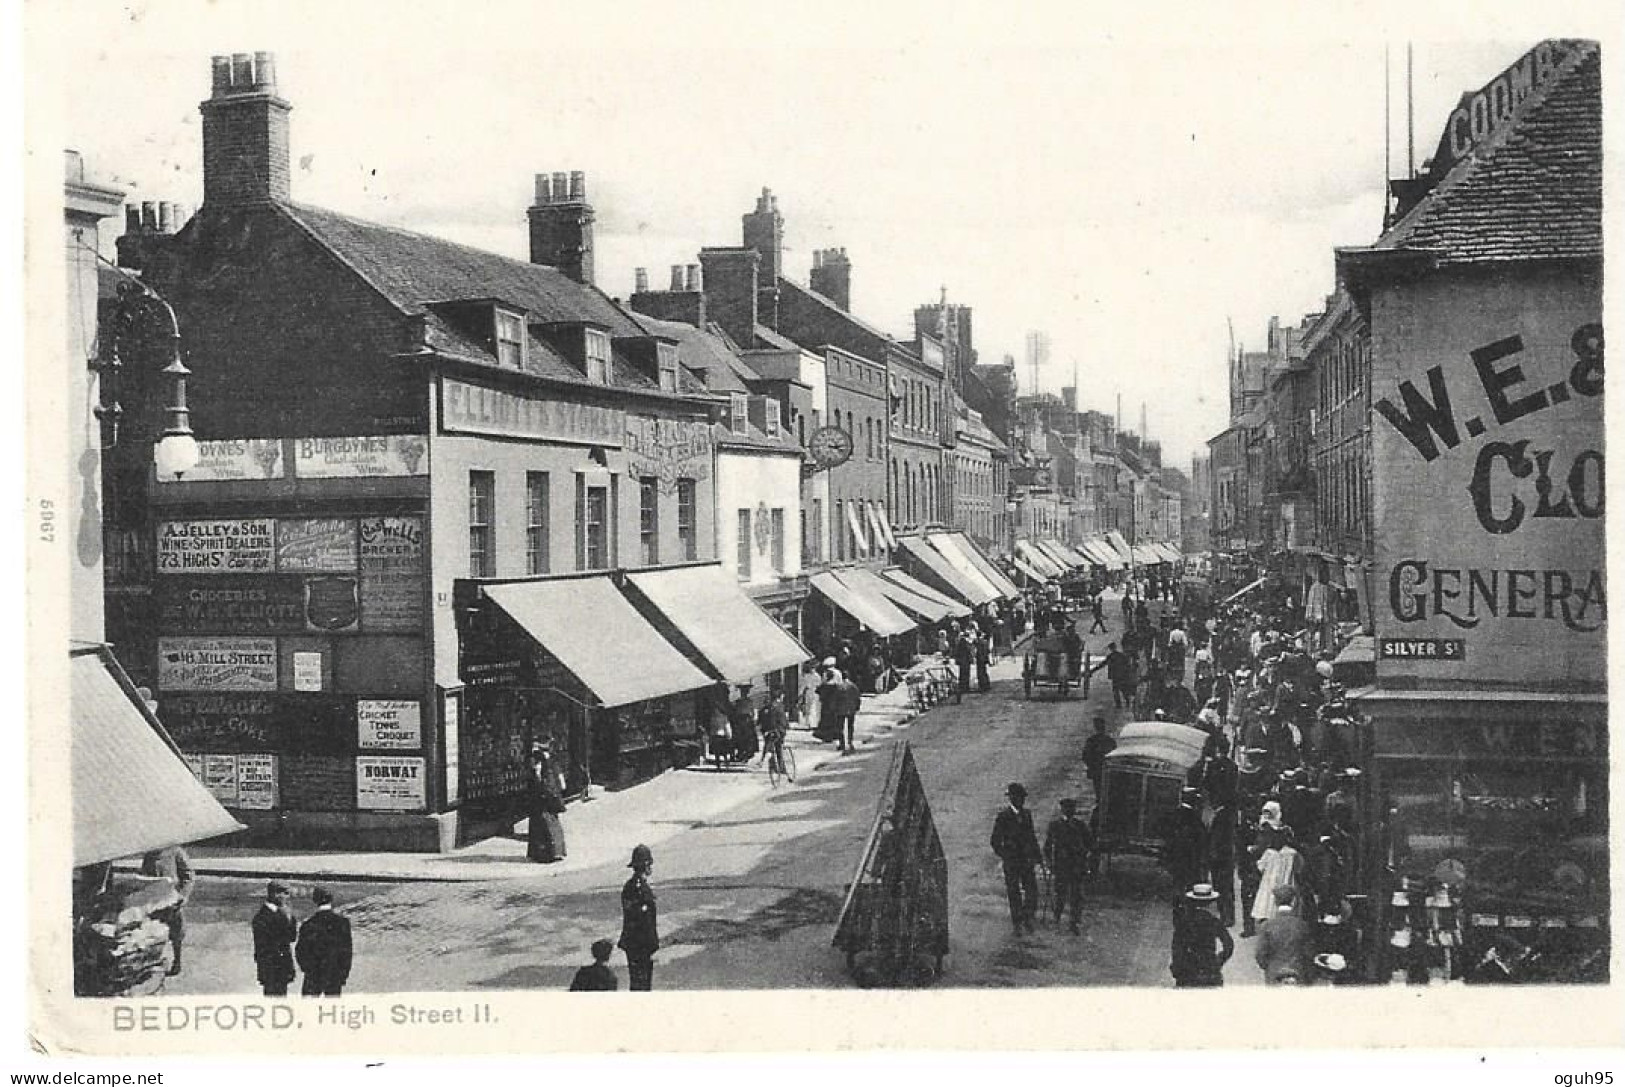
[1335,40,1606,981]
[99,53,808,852]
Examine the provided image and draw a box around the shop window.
[468,471,495,577]
[525,471,550,575]
[736,508,752,580]
[639,476,659,565]
[770,508,785,573]
[677,478,698,560]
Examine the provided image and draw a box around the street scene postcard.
[21,0,1625,1060]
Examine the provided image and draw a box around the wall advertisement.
[626,416,713,493]
[293,436,428,478]
[355,756,427,810]
[276,518,358,572]
[235,754,280,810]
[1371,280,1603,687]
[156,519,275,574]
[158,637,279,691]
[359,516,425,631]
[441,378,625,446]
[358,700,423,749]
[161,439,285,482]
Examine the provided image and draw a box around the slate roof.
[634,316,801,455]
[778,277,898,348]
[1372,41,1600,264]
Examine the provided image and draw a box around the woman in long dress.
[1251,825,1301,923]
[527,744,567,863]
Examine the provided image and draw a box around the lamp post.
[100,277,200,480]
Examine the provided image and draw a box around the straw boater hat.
[1185,883,1220,902]
[1314,953,1348,973]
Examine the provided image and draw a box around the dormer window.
[495,308,526,368]
[657,342,679,392]
[729,392,749,435]
[764,399,781,436]
[585,328,611,384]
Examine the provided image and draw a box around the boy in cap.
[990,783,1042,934]
[296,886,353,997]
[251,880,298,997]
[569,939,619,991]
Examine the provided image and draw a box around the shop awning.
[1159,543,1185,563]
[1221,576,1268,606]
[897,536,998,606]
[876,506,899,551]
[1010,556,1049,585]
[1033,539,1074,570]
[844,502,871,556]
[485,577,714,708]
[1131,544,1164,566]
[1083,539,1125,569]
[809,571,916,637]
[880,568,972,618]
[844,566,952,623]
[1105,531,1133,561]
[625,565,810,684]
[1052,541,1094,569]
[73,645,243,867]
[1015,540,1065,579]
[942,532,1021,599]
[864,504,889,555]
[927,533,1005,601]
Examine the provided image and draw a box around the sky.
[31,1,1613,466]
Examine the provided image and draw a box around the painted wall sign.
[1427,41,1572,180]
[1377,637,1467,662]
[441,378,625,446]
[1379,718,1604,761]
[276,518,358,572]
[157,637,279,691]
[357,699,423,749]
[155,575,307,634]
[1371,293,1604,686]
[235,753,279,810]
[161,694,283,751]
[355,756,427,810]
[359,516,425,631]
[625,416,713,493]
[159,438,285,482]
[156,519,275,574]
[304,576,360,632]
[293,436,428,478]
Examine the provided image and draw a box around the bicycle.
[759,730,796,786]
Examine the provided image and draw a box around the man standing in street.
[1253,885,1313,984]
[1088,593,1108,634]
[1081,716,1116,798]
[954,629,974,695]
[990,783,1042,934]
[838,669,862,753]
[1104,643,1132,710]
[295,886,353,996]
[1043,798,1093,933]
[140,845,193,977]
[1170,883,1234,988]
[1162,787,1207,897]
[619,844,659,991]
[1207,802,1238,929]
[251,880,298,997]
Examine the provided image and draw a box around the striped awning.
[880,568,972,618]
[1011,556,1049,584]
[1015,540,1064,578]
[939,532,1021,599]
[898,536,998,606]
[625,564,810,684]
[810,570,915,637]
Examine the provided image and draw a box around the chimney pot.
[140,201,158,230]
[569,171,585,200]
[253,52,276,89]
[813,250,823,269]
[230,53,253,88]
[634,267,649,293]
[210,56,232,93]
[125,206,142,234]
[670,265,685,291]
[551,172,568,204]
[157,202,174,233]
[686,264,700,291]
[534,173,550,204]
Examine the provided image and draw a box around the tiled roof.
[282,202,646,335]
[636,315,750,393]
[1373,41,1600,264]
[752,324,800,351]
[778,277,897,346]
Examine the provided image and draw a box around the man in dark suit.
[1081,717,1116,798]
[618,844,659,991]
[1162,787,1208,898]
[990,783,1041,934]
[1170,883,1234,987]
[251,881,298,997]
[1253,884,1313,984]
[1043,798,1093,933]
[295,886,353,996]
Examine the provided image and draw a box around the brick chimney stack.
[628,258,708,330]
[810,247,851,310]
[528,170,597,285]
[741,187,783,329]
[115,200,189,271]
[698,247,759,347]
[200,52,291,209]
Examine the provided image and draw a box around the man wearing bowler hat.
[990,783,1042,934]
[618,844,659,991]
[251,880,298,997]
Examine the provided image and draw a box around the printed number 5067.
[38,499,55,542]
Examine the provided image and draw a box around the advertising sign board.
[355,756,427,810]
[157,637,279,691]
[156,519,275,574]
[357,700,423,749]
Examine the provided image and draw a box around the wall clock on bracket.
[808,425,853,469]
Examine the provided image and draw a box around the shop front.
[1365,694,1607,984]
[454,574,714,831]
